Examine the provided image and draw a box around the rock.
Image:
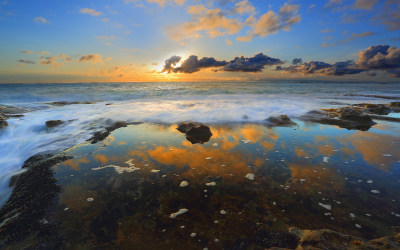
[45,120,64,128]
[45,101,97,106]
[0,116,8,129]
[389,102,400,107]
[265,115,298,127]
[88,121,129,144]
[359,104,391,115]
[289,227,400,249]
[300,109,376,131]
[177,122,212,144]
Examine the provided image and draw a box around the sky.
[0,0,399,83]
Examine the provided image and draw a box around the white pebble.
[319,202,331,210]
[367,180,373,184]
[220,210,227,215]
[245,173,255,180]
[212,143,218,147]
[323,156,329,163]
[205,157,212,160]
[190,233,196,237]
[355,224,362,228]
[205,182,216,186]
[86,198,94,202]
[151,169,160,173]
[371,190,380,194]
[169,208,188,218]
[180,181,189,187]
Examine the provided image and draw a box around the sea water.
[0,81,399,206]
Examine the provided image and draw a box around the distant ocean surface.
[0,81,399,205]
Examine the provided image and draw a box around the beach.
[1,81,400,248]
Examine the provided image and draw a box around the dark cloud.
[292,58,302,65]
[172,56,227,73]
[18,59,35,64]
[278,60,365,76]
[223,53,283,72]
[279,45,400,77]
[162,53,283,74]
[78,54,102,64]
[356,45,400,69]
[161,55,181,73]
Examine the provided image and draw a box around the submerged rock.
[46,101,98,106]
[176,122,212,144]
[389,102,400,107]
[290,227,400,249]
[265,115,298,127]
[353,104,391,115]
[45,120,64,128]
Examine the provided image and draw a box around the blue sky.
[0,0,399,83]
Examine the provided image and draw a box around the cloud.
[356,45,400,69]
[321,31,375,47]
[278,44,400,77]
[33,17,49,24]
[161,55,181,73]
[148,0,184,7]
[39,53,71,68]
[373,0,400,31]
[166,7,242,41]
[324,0,343,8]
[237,3,301,42]
[80,8,102,16]
[226,39,232,45]
[354,0,378,10]
[233,0,255,14]
[19,50,33,55]
[18,59,35,64]
[161,53,283,73]
[292,58,302,65]
[320,28,335,33]
[277,60,364,76]
[78,54,103,64]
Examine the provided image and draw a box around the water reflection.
[52,121,400,248]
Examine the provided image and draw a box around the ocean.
[0,81,399,204]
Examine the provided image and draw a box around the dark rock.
[176,122,213,144]
[88,121,129,144]
[46,101,97,106]
[370,115,400,123]
[389,102,400,107]
[0,153,72,247]
[360,104,391,115]
[255,230,299,248]
[265,115,298,127]
[300,110,376,131]
[0,116,8,129]
[45,120,64,128]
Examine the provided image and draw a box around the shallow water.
[46,120,400,248]
[1,81,400,205]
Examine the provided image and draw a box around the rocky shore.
[0,100,400,248]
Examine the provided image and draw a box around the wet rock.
[300,109,376,131]
[0,153,72,247]
[177,122,212,144]
[0,116,8,129]
[45,120,64,128]
[265,115,298,127]
[46,101,97,106]
[88,121,129,144]
[389,102,400,107]
[290,227,400,249]
[255,230,299,248]
[353,104,391,115]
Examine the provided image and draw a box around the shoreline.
[0,100,400,248]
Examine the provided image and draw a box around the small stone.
[191,233,196,237]
[245,173,255,180]
[180,181,189,187]
[87,198,94,202]
[220,210,227,215]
